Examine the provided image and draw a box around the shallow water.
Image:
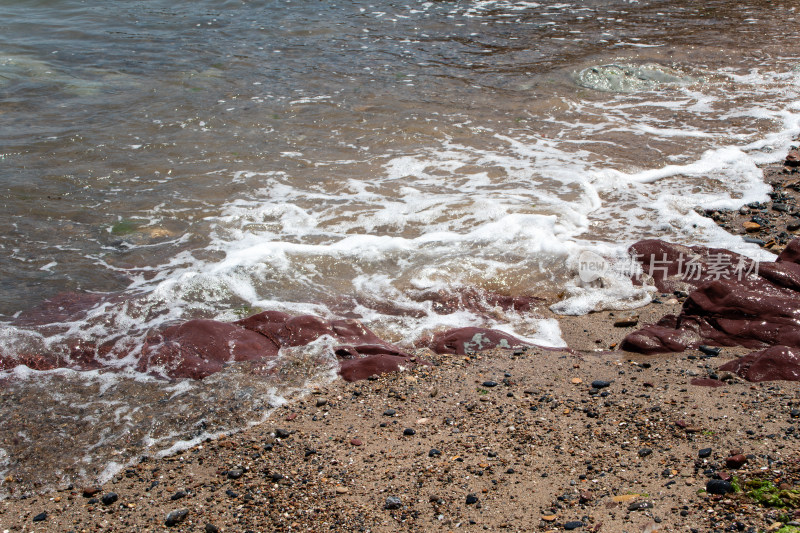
[1,0,800,494]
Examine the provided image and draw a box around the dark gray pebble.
[706,479,734,495]
[698,448,712,458]
[32,512,47,522]
[275,428,290,439]
[101,492,118,505]
[482,381,498,388]
[165,509,189,527]
[564,521,584,530]
[591,380,611,389]
[403,428,416,436]
[170,490,187,501]
[638,448,653,458]
[383,409,396,416]
[384,496,402,510]
[466,493,479,505]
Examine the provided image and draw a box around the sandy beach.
[1,294,798,532]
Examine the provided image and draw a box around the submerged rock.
[575,63,697,92]
[419,327,531,355]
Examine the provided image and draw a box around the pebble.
[383,409,396,416]
[482,381,498,388]
[384,496,402,510]
[82,486,101,498]
[726,454,748,469]
[205,525,220,533]
[698,448,712,458]
[32,511,47,522]
[628,501,654,511]
[613,315,639,327]
[165,509,189,527]
[227,468,243,480]
[698,345,721,356]
[466,493,479,505]
[706,479,734,495]
[564,521,584,530]
[170,490,187,501]
[743,221,761,232]
[101,492,118,505]
[591,380,611,389]
[790,409,800,418]
[638,448,653,458]
[429,448,442,457]
[316,398,328,407]
[403,428,416,436]
[275,428,291,439]
[335,487,349,494]
[350,438,363,446]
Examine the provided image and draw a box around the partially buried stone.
[638,448,653,458]
[316,397,328,407]
[698,448,712,458]
[227,468,243,480]
[614,315,639,327]
[165,509,189,527]
[591,380,611,389]
[275,428,290,439]
[429,448,442,457]
[564,521,584,531]
[403,428,416,436]
[383,409,396,416]
[466,494,479,505]
[101,492,118,505]
[628,501,654,511]
[384,496,402,510]
[32,512,47,522]
[726,454,747,469]
[706,479,734,495]
[698,345,721,357]
[205,524,220,533]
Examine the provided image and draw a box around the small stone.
[790,409,800,418]
[225,489,239,498]
[383,409,396,416]
[403,428,416,436]
[32,512,47,522]
[743,221,761,232]
[384,496,402,510]
[726,454,747,469]
[82,486,101,498]
[786,149,800,167]
[591,380,611,389]
[614,315,639,327]
[165,509,189,527]
[570,378,583,384]
[482,381,498,387]
[335,487,349,494]
[698,345,721,356]
[466,493,479,505]
[170,490,187,501]
[773,203,789,212]
[350,438,363,446]
[706,479,734,495]
[227,468,243,480]
[628,501,654,511]
[275,428,290,439]
[638,448,653,458]
[788,222,800,232]
[101,492,118,505]
[564,521,584,530]
[429,448,442,458]
[316,398,328,407]
[205,525,220,533]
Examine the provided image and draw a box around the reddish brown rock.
[690,378,726,387]
[718,345,800,382]
[726,454,748,469]
[622,238,800,359]
[419,327,531,355]
[338,354,421,382]
[138,319,281,380]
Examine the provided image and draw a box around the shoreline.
[2,159,800,532]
